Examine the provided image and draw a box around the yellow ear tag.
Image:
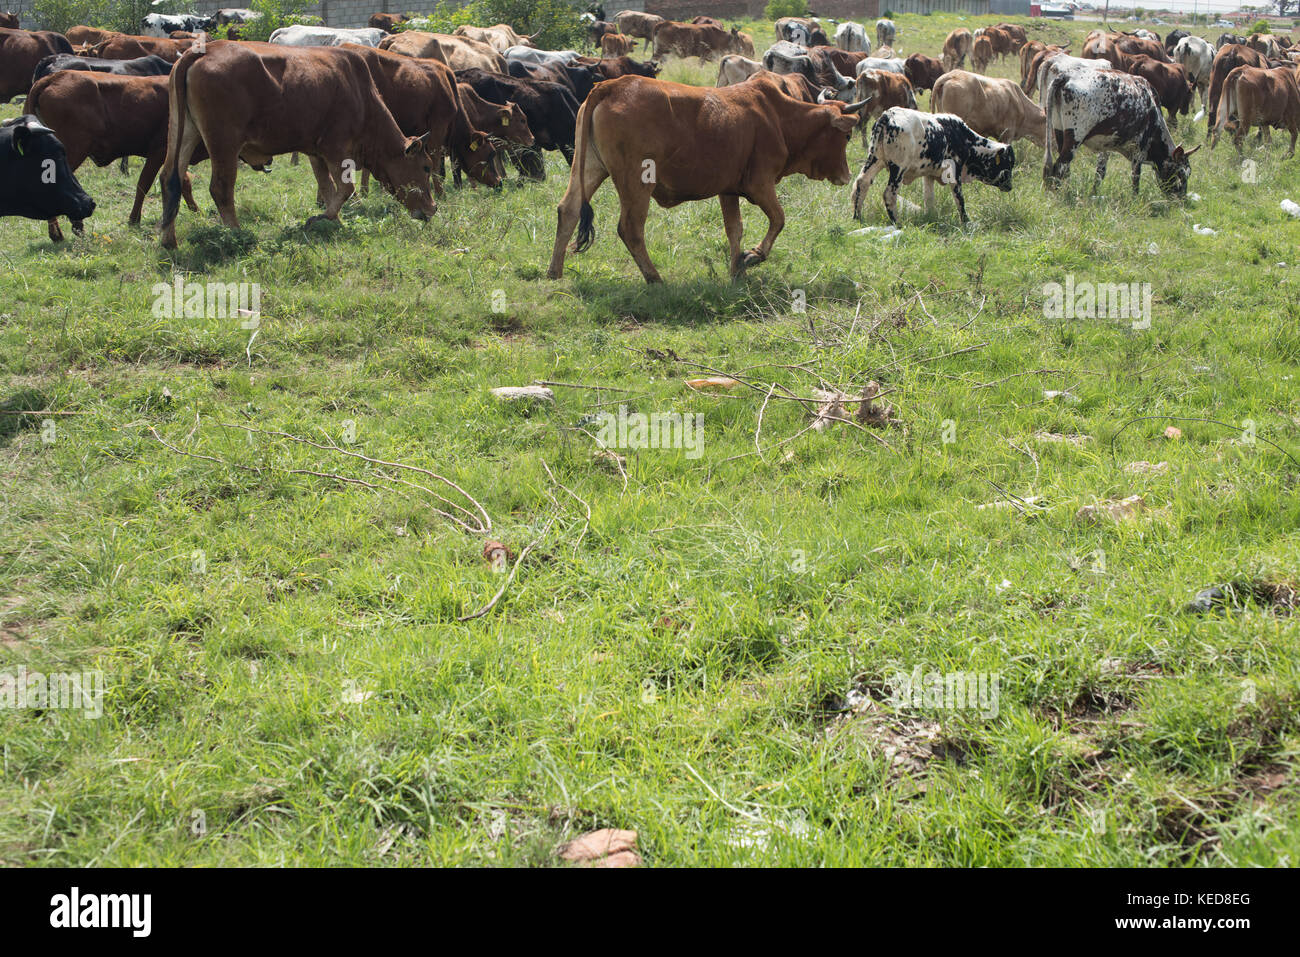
[470,142,478,151]
[502,116,509,126]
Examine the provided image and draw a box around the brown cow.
[1213,64,1300,155]
[653,22,751,62]
[455,23,535,53]
[993,23,1027,51]
[159,41,439,248]
[547,74,867,283]
[369,13,408,34]
[66,25,112,46]
[614,11,664,53]
[590,55,662,80]
[932,70,1045,148]
[942,28,972,72]
[823,48,869,77]
[0,12,17,29]
[1023,43,1067,94]
[0,27,72,101]
[972,35,993,74]
[1124,55,1195,128]
[904,53,945,92]
[853,70,917,144]
[1247,33,1283,60]
[601,33,634,57]
[379,31,506,73]
[1207,44,1268,134]
[27,71,204,239]
[983,26,1014,61]
[692,17,724,27]
[338,45,505,197]
[88,34,193,62]
[444,83,535,187]
[1114,34,1169,63]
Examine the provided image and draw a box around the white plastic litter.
[1281,199,1300,218]
[1044,390,1080,404]
[1192,223,1216,235]
[849,225,902,240]
[1187,192,1201,202]
[1146,242,1159,255]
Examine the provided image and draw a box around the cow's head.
[368,133,438,220]
[1157,143,1198,197]
[799,99,869,185]
[0,116,95,223]
[495,103,534,147]
[967,139,1016,192]
[451,129,504,189]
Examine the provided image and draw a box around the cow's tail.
[571,84,613,255]
[1042,77,1060,172]
[931,77,944,112]
[160,46,199,232]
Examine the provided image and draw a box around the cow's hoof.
[741,250,764,270]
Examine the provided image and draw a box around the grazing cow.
[1130,29,1160,44]
[1207,45,1268,135]
[504,45,582,67]
[601,33,634,57]
[614,11,663,52]
[27,71,205,239]
[1164,29,1189,55]
[509,60,604,103]
[369,13,408,33]
[1218,34,1248,49]
[1043,67,1196,196]
[87,35,193,62]
[454,24,535,52]
[932,70,1045,148]
[850,107,1014,225]
[1,27,73,101]
[653,22,750,62]
[547,73,867,282]
[983,26,1014,62]
[1082,32,1129,69]
[775,17,818,44]
[692,17,723,27]
[1172,35,1215,107]
[141,14,214,38]
[876,19,896,49]
[270,25,386,48]
[852,69,917,144]
[456,67,582,175]
[159,41,438,248]
[836,21,869,53]
[589,56,660,81]
[972,35,993,73]
[1213,65,1300,155]
[0,115,96,226]
[716,54,762,86]
[855,56,905,78]
[383,33,508,73]
[823,48,869,76]
[455,81,534,178]
[66,26,111,46]
[904,53,945,93]
[993,23,1027,51]
[0,12,17,29]
[1124,55,1195,128]
[1247,33,1283,60]
[764,44,854,101]
[33,53,173,82]
[942,28,973,72]
[1020,42,1066,92]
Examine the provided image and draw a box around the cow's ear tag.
[470,141,478,151]
[502,116,509,126]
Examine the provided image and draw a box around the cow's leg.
[546,144,609,280]
[611,185,659,282]
[119,156,129,174]
[950,182,968,224]
[1044,130,1073,189]
[309,154,353,223]
[208,152,241,229]
[1092,152,1109,194]
[850,157,886,220]
[1287,127,1297,159]
[130,152,166,224]
[718,194,745,277]
[923,176,936,215]
[737,184,785,272]
[881,164,905,225]
[308,156,331,207]
[360,168,370,195]
[1130,160,1142,194]
[1167,109,1177,129]
[47,219,64,242]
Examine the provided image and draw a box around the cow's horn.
[842,97,873,113]
[22,119,56,136]
[1181,143,1201,157]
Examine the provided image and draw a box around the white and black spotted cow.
[1043,68,1198,196]
[764,42,854,100]
[141,13,214,37]
[850,107,1015,225]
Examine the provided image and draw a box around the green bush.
[31,0,152,33]
[236,0,323,42]
[398,0,583,51]
[1250,19,1272,34]
[764,0,808,21]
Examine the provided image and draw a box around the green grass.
[2,13,1299,866]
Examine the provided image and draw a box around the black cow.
[507,59,604,103]
[456,68,581,178]
[0,115,95,224]
[1218,33,1247,48]
[33,53,173,83]
[1164,29,1190,55]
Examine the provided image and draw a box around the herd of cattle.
[1,11,1298,282]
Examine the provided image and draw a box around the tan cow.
[601,33,634,57]
[379,31,507,73]
[614,11,663,52]
[932,70,1045,148]
[453,24,535,53]
[1213,64,1300,155]
[942,28,972,72]
[972,35,993,73]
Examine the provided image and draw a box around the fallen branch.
[458,514,557,622]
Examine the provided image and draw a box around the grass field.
[2,12,1299,866]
